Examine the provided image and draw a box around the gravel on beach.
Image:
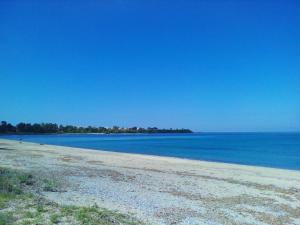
[1,139,300,225]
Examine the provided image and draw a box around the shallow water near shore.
[2,132,300,170]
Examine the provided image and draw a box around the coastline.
[2,132,300,171]
[1,138,300,224]
[2,137,300,173]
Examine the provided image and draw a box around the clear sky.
[0,0,299,132]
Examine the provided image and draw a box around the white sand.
[0,139,300,225]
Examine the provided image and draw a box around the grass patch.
[0,212,15,225]
[50,213,60,224]
[61,205,141,225]
[36,201,45,213]
[0,193,16,209]
[43,179,59,192]
[0,167,33,210]
[0,212,14,225]
[24,211,35,218]
[0,167,144,225]
[0,169,23,195]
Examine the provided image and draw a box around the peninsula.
[0,121,192,134]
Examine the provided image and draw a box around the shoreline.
[1,138,300,224]
[1,137,299,172]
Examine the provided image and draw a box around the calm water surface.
[2,133,300,170]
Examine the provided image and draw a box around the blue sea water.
[1,133,300,170]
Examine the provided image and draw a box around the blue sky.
[0,0,299,132]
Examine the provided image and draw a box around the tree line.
[0,121,192,134]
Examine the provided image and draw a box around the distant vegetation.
[0,121,192,134]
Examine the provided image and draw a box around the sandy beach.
[0,138,300,225]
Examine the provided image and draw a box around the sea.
[1,132,300,170]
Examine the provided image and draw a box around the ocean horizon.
[2,132,300,170]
